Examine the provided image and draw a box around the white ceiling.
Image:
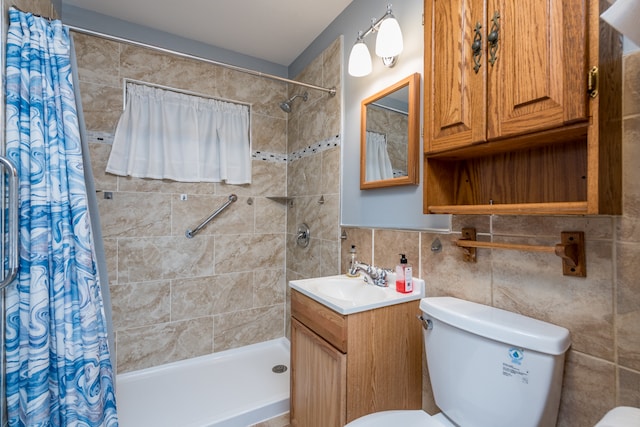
[61,0,354,66]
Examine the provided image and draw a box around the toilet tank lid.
[420,297,571,355]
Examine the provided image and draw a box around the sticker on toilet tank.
[502,347,529,384]
[508,347,524,364]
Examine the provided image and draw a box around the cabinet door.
[486,0,588,139]
[290,318,346,427]
[425,0,486,153]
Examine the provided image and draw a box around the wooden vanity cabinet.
[290,290,422,427]
[423,0,622,215]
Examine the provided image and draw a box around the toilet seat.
[344,410,449,427]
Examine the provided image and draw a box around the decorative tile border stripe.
[86,131,341,165]
[252,151,288,162]
[287,134,341,162]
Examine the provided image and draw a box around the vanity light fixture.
[347,3,404,77]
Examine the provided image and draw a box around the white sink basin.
[289,274,425,315]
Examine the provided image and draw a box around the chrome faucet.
[348,261,390,287]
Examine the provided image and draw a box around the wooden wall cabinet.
[423,0,622,215]
[290,290,422,427]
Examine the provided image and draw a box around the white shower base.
[115,338,290,427]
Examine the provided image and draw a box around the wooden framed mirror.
[360,73,420,190]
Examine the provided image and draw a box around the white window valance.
[106,83,251,184]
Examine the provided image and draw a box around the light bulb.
[348,40,372,77]
[375,16,403,58]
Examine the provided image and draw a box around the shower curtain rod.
[65,25,337,97]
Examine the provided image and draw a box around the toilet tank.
[420,297,571,427]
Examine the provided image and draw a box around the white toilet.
[346,297,640,427]
[347,296,571,427]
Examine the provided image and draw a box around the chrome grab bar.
[185,194,237,239]
[0,156,18,289]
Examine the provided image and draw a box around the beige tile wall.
[285,38,342,283]
[75,32,291,374]
[340,51,640,427]
[75,31,341,425]
[282,38,342,353]
[5,0,57,18]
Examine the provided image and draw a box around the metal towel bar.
[185,194,237,239]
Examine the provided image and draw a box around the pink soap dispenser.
[395,254,413,294]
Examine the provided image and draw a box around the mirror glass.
[360,73,420,189]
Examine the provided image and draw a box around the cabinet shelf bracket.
[456,228,586,277]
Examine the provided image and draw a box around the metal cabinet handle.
[472,22,483,73]
[0,156,19,290]
[488,11,500,66]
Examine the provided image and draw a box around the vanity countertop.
[289,274,425,315]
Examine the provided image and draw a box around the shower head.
[279,100,293,113]
[279,92,308,113]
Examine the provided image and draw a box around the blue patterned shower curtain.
[3,8,118,427]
